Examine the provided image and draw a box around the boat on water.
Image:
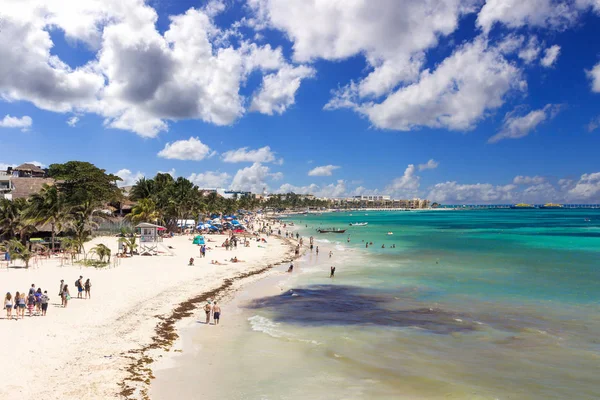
[387,232,393,235]
[540,203,563,209]
[510,203,536,209]
[349,222,368,226]
[317,228,347,233]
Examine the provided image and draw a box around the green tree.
[119,236,137,256]
[2,239,34,268]
[48,161,122,207]
[90,243,111,263]
[126,198,160,224]
[25,184,72,251]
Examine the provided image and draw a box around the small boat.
[317,228,347,233]
[510,203,535,209]
[387,232,393,235]
[540,203,563,209]
[349,222,368,226]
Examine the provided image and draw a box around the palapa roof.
[10,177,56,199]
[14,163,45,173]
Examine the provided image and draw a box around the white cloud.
[188,171,231,188]
[541,45,561,67]
[114,168,144,187]
[587,115,600,132]
[385,164,420,197]
[418,159,439,171]
[518,36,541,64]
[587,62,600,93]
[229,162,281,192]
[428,182,517,204]
[158,137,214,161]
[0,163,17,171]
[566,172,600,201]
[513,175,546,185]
[476,0,581,32]
[222,146,277,163]
[250,65,315,115]
[308,165,340,177]
[488,104,562,143]
[0,115,32,131]
[277,180,347,198]
[248,0,478,99]
[67,116,79,127]
[0,3,312,137]
[327,37,525,132]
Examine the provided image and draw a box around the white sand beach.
[0,231,294,399]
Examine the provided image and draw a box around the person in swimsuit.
[16,292,26,319]
[84,279,91,299]
[288,263,294,273]
[330,266,336,278]
[41,291,49,316]
[76,276,84,299]
[4,292,13,320]
[62,285,71,308]
[204,301,213,324]
[213,302,221,325]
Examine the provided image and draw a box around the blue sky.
[1,0,600,203]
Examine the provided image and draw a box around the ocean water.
[154,210,600,399]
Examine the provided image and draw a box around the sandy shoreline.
[0,228,296,399]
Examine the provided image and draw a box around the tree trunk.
[51,222,55,252]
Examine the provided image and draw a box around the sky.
[1,0,600,204]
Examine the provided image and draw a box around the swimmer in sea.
[381,244,385,248]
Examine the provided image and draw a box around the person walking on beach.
[58,279,65,301]
[4,292,13,320]
[62,285,71,308]
[330,266,336,278]
[213,302,221,325]
[29,284,36,296]
[41,291,49,316]
[288,263,294,273]
[15,292,25,319]
[329,251,333,258]
[35,288,42,314]
[76,276,84,299]
[316,246,319,255]
[84,279,91,299]
[27,290,36,316]
[204,301,213,324]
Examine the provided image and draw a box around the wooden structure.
[135,222,165,253]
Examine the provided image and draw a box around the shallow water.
[153,210,600,399]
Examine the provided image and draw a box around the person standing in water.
[316,246,319,255]
[213,302,221,325]
[204,300,213,324]
[330,266,336,278]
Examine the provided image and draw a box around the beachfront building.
[329,196,430,209]
[0,164,54,200]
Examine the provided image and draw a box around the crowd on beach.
[3,276,91,320]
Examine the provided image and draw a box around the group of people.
[4,284,50,319]
[4,275,90,320]
[203,299,221,325]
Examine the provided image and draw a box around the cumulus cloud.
[513,175,546,185]
[428,182,517,204]
[158,137,214,161]
[67,116,79,127]
[0,2,313,137]
[229,162,281,192]
[327,37,525,132]
[308,165,340,177]
[566,172,600,201]
[488,104,562,143]
[277,180,347,198]
[587,62,600,93]
[114,168,144,187]
[518,36,541,64]
[476,0,581,32]
[250,65,315,115]
[418,159,439,171]
[221,146,277,163]
[385,164,420,197]
[0,115,32,131]
[541,45,561,67]
[188,171,231,188]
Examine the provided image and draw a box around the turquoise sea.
[155,209,600,399]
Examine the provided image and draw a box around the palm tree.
[118,236,137,256]
[90,243,111,263]
[2,239,34,268]
[26,185,72,251]
[0,198,34,242]
[129,177,155,201]
[126,198,160,224]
